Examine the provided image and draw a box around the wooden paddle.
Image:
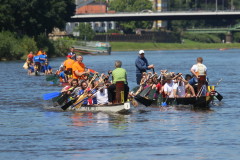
[74,84,100,109]
[73,73,98,108]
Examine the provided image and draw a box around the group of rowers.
[50,49,208,108]
[134,50,208,100]
[26,48,52,75]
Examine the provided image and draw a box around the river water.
[1,49,239,160]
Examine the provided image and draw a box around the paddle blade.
[147,88,156,100]
[215,91,223,101]
[46,75,58,81]
[43,92,61,100]
[134,94,153,107]
[162,102,167,106]
[61,100,75,110]
[57,94,69,105]
[139,86,151,97]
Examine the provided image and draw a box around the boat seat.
[114,81,125,104]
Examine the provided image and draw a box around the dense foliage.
[0,0,75,37]
[0,31,75,60]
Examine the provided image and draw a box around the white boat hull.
[67,102,131,113]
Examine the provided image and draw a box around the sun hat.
[139,50,144,54]
[165,74,172,80]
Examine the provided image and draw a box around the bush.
[52,37,76,57]
[183,33,221,43]
[36,33,55,57]
[0,31,19,60]
[19,36,38,59]
[233,32,240,42]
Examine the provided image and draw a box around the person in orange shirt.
[27,51,34,64]
[63,55,75,78]
[72,55,90,80]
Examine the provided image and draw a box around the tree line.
[0,0,75,37]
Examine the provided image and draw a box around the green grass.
[110,40,240,51]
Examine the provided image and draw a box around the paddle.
[162,96,168,106]
[56,93,69,105]
[215,91,223,101]
[43,92,61,100]
[61,99,77,110]
[73,73,98,108]
[147,87,157,100]
[74,81,101,109]
[46,74,58,81]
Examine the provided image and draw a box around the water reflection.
[70,112,94,127]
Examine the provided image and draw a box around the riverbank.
[110,40,240,51]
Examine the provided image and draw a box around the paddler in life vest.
[189,57,207,95]
[72,55,90,80]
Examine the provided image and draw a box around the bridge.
[186,24,240,34]
[70,11,240,22]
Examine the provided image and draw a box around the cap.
[139,50,144,54]
[66,55,71,58]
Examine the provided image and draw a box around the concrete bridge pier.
[226,33,233,43]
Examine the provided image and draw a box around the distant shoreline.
[110,41,240,52]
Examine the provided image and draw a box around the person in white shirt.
[173,79,185,98]
[189,57,207,85]
[93,83,109,105]
[163,75,174,98]
[189,57,207,95]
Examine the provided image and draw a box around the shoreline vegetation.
[110,40,240,52]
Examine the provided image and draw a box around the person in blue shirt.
[67,47,76,60]
[33,54,41,72]
[42,61,52,74]
[28,62,35,75]
[135,50,154,85]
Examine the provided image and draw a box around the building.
[150,0,168,28]
[66,0,116,36]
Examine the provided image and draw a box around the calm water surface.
[0,49,240,160]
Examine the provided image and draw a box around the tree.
[0,0,75,37]
[74,23,95,41]
[109,0,153,33]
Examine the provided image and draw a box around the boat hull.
[67,102,131,114]
[135,95,213,109]
[162,96,213,109]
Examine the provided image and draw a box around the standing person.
[108,60,129,104]
[68,47,76,60]
[135,50,154,85]
[72,55,90,80]
[189,57,207,95]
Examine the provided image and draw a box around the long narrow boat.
[134,94,215,109]
[29,71,45,76]
[161,96,213,109]
[66,102,131,114]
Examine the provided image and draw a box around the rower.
[72,55,90,80]
[63,55,75,79]
[108,60,129,104]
